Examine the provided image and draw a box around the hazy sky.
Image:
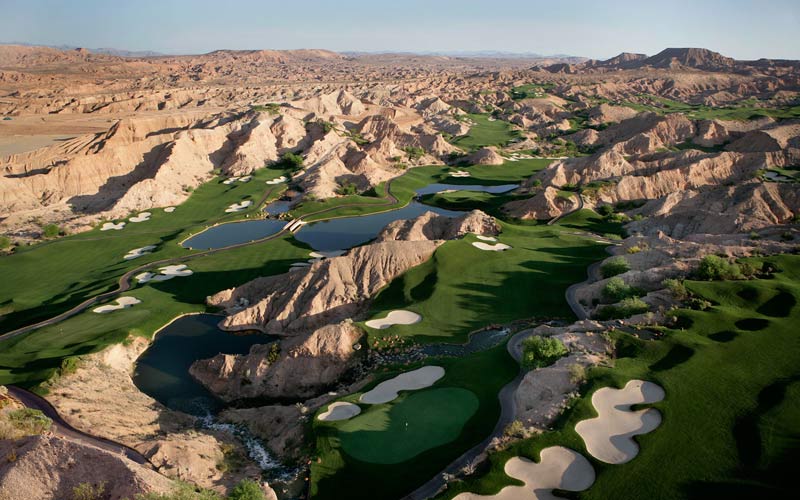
[1,0,798,59]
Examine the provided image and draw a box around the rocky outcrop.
[220,405,307,459]
[209,240,442,334]
[463,146,505,165]
[376,210,500,242]
[503,186,577,220]
[0,434,173,500]
[190,321,364,401]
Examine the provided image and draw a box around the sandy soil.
[317,402,362,422]
[359,366,445,404]
[575,379,664,464]
[365,310,422,329]
[454,446,595,500]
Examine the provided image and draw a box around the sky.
[1,0,799,60]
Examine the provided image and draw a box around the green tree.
[602,277,638,302]
[696,255,743,281]
[600,256,629,278]
[278,152,304,172]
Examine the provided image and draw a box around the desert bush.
[596,297,649,320]
[135,481,222,500]
[277,152,304,171]
[0,236,11,249]
[228,480,267,500]
[402,146,425,160]
[503,420,525,438]
[42,223,62,238]
[336,182,359,196]
[72,482,106,500]
[521,336,568,369]
[602,277,640,302]
[568,363,587,384]
[600,256,629,278]
[695,255,743,281]
[662,278,688,300]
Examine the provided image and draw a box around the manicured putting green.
[337,387,479,464]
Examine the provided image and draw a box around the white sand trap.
[123,245,156,260]
[93,296,141,314]
[136,265,193,283]
[360,366,445,405]
[575,379,665,464]
[129,212,152,223]
[225,200,253,213]
[365,310,422,330]
[454,446,595,500]
[266,175,288,185]
[309,250,346,259]
[164,207,176,213]
[450,170,471,178]
[100,222,125,231]
[318,402,362,422]
[475,235,497,242]
[223,177,240,185]
[472,242,511,251]
[238,175,252,183]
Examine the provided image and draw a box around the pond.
[292,202,463,252]
[182,219,286,250]
[132,313,275,414]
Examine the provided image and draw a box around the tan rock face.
[463,146,505,165]
[220,405,306,459]
[210,240,442,334]
[0,434,173,500]
[376,209,500,242]
[190,321,363,401]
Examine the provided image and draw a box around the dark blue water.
[182,219,286,250]
[292,202,462,252]
[133,314,275,414]
[414,183,518,196]
[263,200,293,215]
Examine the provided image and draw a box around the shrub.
[503,420,525,438]
[568,363,587,384]
[402,146,425,160]
[266,343,280,364]
[0,236,11,249]
[59,356,80,377]
[596,297,649,320]
[6,408,52,436]
[520,336,568,369]
[72,482,106,500]
[602,277,640,302]
[336,182,359,196]
[135,481,222,500]
[662,278,688,300]
[695,255,743,281]
[277,152,304,172]
[596,205,614,216]
[228,480,266,500]
[600,256,629,278]
[42,223,62,238]
[251,103,281,115]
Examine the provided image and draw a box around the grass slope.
[440,254,800,500]
[450,114,521,151]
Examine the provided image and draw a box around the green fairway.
[362,225,608,344]
[337,388,479,464]
[0,233,310,388]
[0,166,289,333]
[440,254,800,500]
[311,345,518,500]
[450,114,521,151]
[618,94,800,121]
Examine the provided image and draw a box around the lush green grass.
[311,344,518,500]
[556,209,626,238]
[421,190,528,218]
[439,254,800,500]
[361,224,608,344]
[619,94,800,121]
[337,388,479,464]
[0,233,310,388]
[290,160,552,221]
[510,83,555,100]
[450,114,521,151]
[0,167,289,333]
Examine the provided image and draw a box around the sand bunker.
[454,446,595,500]
[472,242,511,251]
[475,235,497,242]
[365,310,422,330]
[225,200,253,213]
[266,175,288,185]
[222,176,240,185]
[129,212,152,223]
[575,379,665,464]
[450,170,471,178]
[93,296,141,314]
[309,250,346,259]
[100,222,125,231]
[135,264,193,283]
[123,245,156,260]
[318,402,362,422]
[360,366,445,405]
[238,175,252,182]
[164,207,176,213]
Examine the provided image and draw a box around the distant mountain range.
[1,41,164,57]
